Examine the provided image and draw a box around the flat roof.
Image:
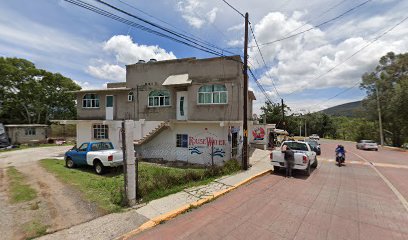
[5,124,48,127]
[68,87,132,93]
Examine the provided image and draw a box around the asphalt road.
[132,139,408,240]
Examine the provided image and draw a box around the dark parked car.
[306,140,321,155]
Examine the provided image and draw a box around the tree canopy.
[0,57,81,124]
[360,52,408,146]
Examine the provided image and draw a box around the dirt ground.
[0,147,104,240]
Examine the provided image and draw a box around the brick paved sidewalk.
[132,158,408,240]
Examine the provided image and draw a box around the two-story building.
[66,55,256,165]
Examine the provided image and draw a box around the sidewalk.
[37,149,272,240]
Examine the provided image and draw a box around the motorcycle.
[336,152,345,167]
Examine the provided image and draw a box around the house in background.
[59,55,256,165]
[5,124,49,145]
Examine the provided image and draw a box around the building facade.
[68,55,256,165]
[5,124,49,145]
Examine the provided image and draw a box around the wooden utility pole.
[281,98,285,131]
[242,12,249,170]
[375,83,384,146]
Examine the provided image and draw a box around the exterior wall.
[76,121,123,149]
[76,56,249,122]
[126,56,244,121]
[135,122,244,165]
[6,127,48,144]
[77,91,135,120]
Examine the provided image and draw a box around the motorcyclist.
[335,145,346,163]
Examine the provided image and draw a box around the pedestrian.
[281,145,295,178]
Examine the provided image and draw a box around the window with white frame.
[128,91,134,102]
[148,90,170,107]
[82,93,100,108]
[92,124,109,139]
[198,84,227,104]
[176,134,188,148]
[25,128,36,136]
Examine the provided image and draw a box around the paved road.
[0,145,71,168]
[132,139,408,240]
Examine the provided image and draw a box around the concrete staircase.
[134,121,169,146]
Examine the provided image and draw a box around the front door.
[176,91,188,120]
[106,95,114,120]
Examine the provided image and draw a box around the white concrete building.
[61,56,256,165]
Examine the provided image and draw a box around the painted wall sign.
[189,137,226,146]
[252,127,265,140]
[189,146,203,155]
[210,148,226,158]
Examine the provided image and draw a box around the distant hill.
[320,100,365,117]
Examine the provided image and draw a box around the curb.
[383,146,408,152]
[117,169,272,240]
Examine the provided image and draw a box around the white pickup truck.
[64,141,123,174]
[270,141,318,176]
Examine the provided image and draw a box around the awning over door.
[162,74,191,86]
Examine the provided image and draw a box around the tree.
[0,57,81,124]
[360,52,408,146]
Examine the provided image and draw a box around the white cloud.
[248,10,408,97]
[87,64,126,82]
[104,35,176,64]
[87,35,176,81]
[177,0,219,28]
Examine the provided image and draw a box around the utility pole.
[242,12,249,170]
[121,120,136,206]
[375,83,385,146]
[304,117,307,138]
[281,98,285,131]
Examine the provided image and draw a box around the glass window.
[198,84,227,104]
[176,134,188,148]
[82,94,100,108]
[148,90,170,107]
[78,143,89,151]
[128,92,134,102]
[25,128,36,136]
[90,142,114,151]
[93,124,109,139]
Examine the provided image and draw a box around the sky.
[0,0,407,114]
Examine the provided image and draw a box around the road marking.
[350,151,408,213]
[318,158,408,169]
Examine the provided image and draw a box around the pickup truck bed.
[270,141,317,176]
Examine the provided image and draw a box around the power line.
[279,0,350,41]
[95,0,237,56]
[248,68,275,105]
[248,23,282,99]
[285,14,408,98]
[226,0,372,49]
[116,0,239,56]
[258,0,372,47]
[221,0,245,18]
[293,14,408,111]
[63,0,228,57]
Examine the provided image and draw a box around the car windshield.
[91,142,114,151]
[306,141,317,147]
[362,140,376,143]
[283,142,308,151]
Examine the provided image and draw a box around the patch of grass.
[40,159,241,212]
[23,220,48,240]
[6,167,37,203]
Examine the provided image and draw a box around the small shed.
[5,124,49,145]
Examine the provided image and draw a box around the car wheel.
[274,166,280,172]
[65,157,75,168]
[94,161,105,175]
[304,162,311,176]
[311,157,318,168]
